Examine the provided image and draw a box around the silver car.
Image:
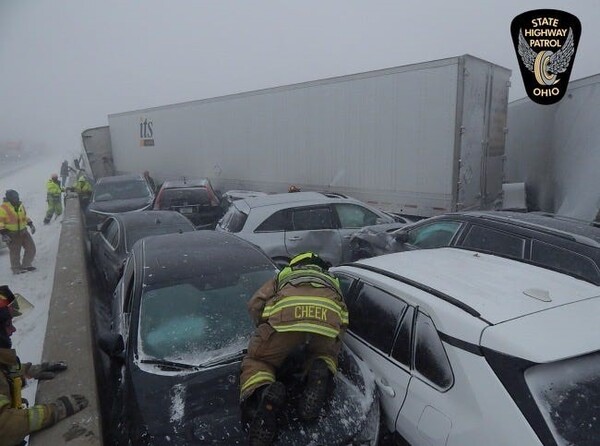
[216,191,394,266]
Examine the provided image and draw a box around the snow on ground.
[0,153,69,402]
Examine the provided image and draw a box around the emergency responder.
[73,173,93,210]
[43,174,64,224]
[60,161,69,188]
[0,190,36,275]
[0,285,88,446]
[288,185,301,193]
[143,171,156,193]
[240,252,348,446]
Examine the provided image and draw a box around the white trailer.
[103,54,510,218]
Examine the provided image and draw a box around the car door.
[285,205,342,265]
[333,203,388,263]
[400,219,464,251]
[342,280,413,433]
[250,209,292,264]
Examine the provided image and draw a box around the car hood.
[127,349,378,445]
[89,197,153,214]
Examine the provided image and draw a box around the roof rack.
[344,263,489,322]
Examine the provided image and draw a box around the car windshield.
[524,351,600,445]
[137,264,276,365]
[161,187,212,207]
[94,180,151,201]
[126,225,194,251]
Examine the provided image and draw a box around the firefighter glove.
[28,222,36,235]
[53,394,88,421]
[29,361,68,380]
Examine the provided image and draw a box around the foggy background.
[1,0,600,157]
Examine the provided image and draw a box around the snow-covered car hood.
[88,197,153,214]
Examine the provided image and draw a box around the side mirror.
[394,231,409,243]
[98,332,125,361]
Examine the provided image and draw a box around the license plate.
[179,207,194,214]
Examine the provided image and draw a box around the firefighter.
[59,161,69,188]
[240,252,348,446]
[43,174,64,224]
[0,190,36,275]
[73,174,93,210]
[288,185,301,193]
[0,285,88,446]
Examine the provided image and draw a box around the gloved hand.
[28,361,68,380]
[52,394,89,422]
[28,221,36,235]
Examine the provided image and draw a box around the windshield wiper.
[198,349,247,368]
[140,359,197,371]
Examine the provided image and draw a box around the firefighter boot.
[298,358,332,421]
[248,381,286,446]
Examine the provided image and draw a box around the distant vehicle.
[350,211,600,285]
[216,191,395,266]
[153,178,222,229]
[333,248,600,446]
[98,231,380,445]
[90,211,194,291]
[84,174,154,232]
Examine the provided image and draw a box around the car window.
[94,180,151,201]
[407,221,461,248]
[102,219,119,249]
[255,210,292,232]
[391,305,414,367]
[218,206,248,233]
[122,257,135,313]
[461,224,526,258]
[160,187,212,207]
[333,273,358,305]
[348,284,408,354]
[531,240,600,283]
[292,206,334,231]
[334,203,380,228]
[414,311,453,389]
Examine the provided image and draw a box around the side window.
[348,284,408,354]
[255,210,292,232]
[292,207,334,231]
[333,273,358,305]
[414,311,453,389]
[461,225,526,258]
[407,221,462,248]
[531,241,600,283]
[102,219,119,249]
[334,204,380,228]
[391,306,414,367]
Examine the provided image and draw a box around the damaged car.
[98,230,380,445]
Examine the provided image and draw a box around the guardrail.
[29,196,103,445]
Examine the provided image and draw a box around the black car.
[350,211,600,285]
[85,174,155,232]
[90,211,195,291]
[153,179,223,229]
[98,231,380,445]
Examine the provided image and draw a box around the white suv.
[332,248,600,446]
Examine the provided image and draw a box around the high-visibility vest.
[46,179,62,197]
[262,266,348,338]
[0,201,30,232]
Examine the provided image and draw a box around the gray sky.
[1,0,599,154]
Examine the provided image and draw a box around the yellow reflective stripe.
[240,371,275,394]
[317,355,338,374]
[277,269,341,292]
[28,405,47,431]
[273,322,339,338]
[290,252,315,266]
[263,296,348,323]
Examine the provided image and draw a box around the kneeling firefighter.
[240,252,349,446]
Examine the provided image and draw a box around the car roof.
[160,178,210,188]
[447,211,600,246]
[114,210,195,228]
[239,191,345,209]
[137,231,276,285]
[350,248,600,325]
[96,174,144,183]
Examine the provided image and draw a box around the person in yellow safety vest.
[73,174,93,209]
[43,174,64,225]
[0,285,88,446]
[0,190,36,275]
[240,252,349,446]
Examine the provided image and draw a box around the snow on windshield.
[525,351,600,445]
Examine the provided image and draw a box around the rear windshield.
[218,206,248,233]
[161,188,212,207]
[94,180,151,201]
[525,351,600,445]
[126,225,194,251]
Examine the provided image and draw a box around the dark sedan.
[90,211,195,291]
[98,231,380,445]
[350,211,600,285]
[85,174,155,232]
